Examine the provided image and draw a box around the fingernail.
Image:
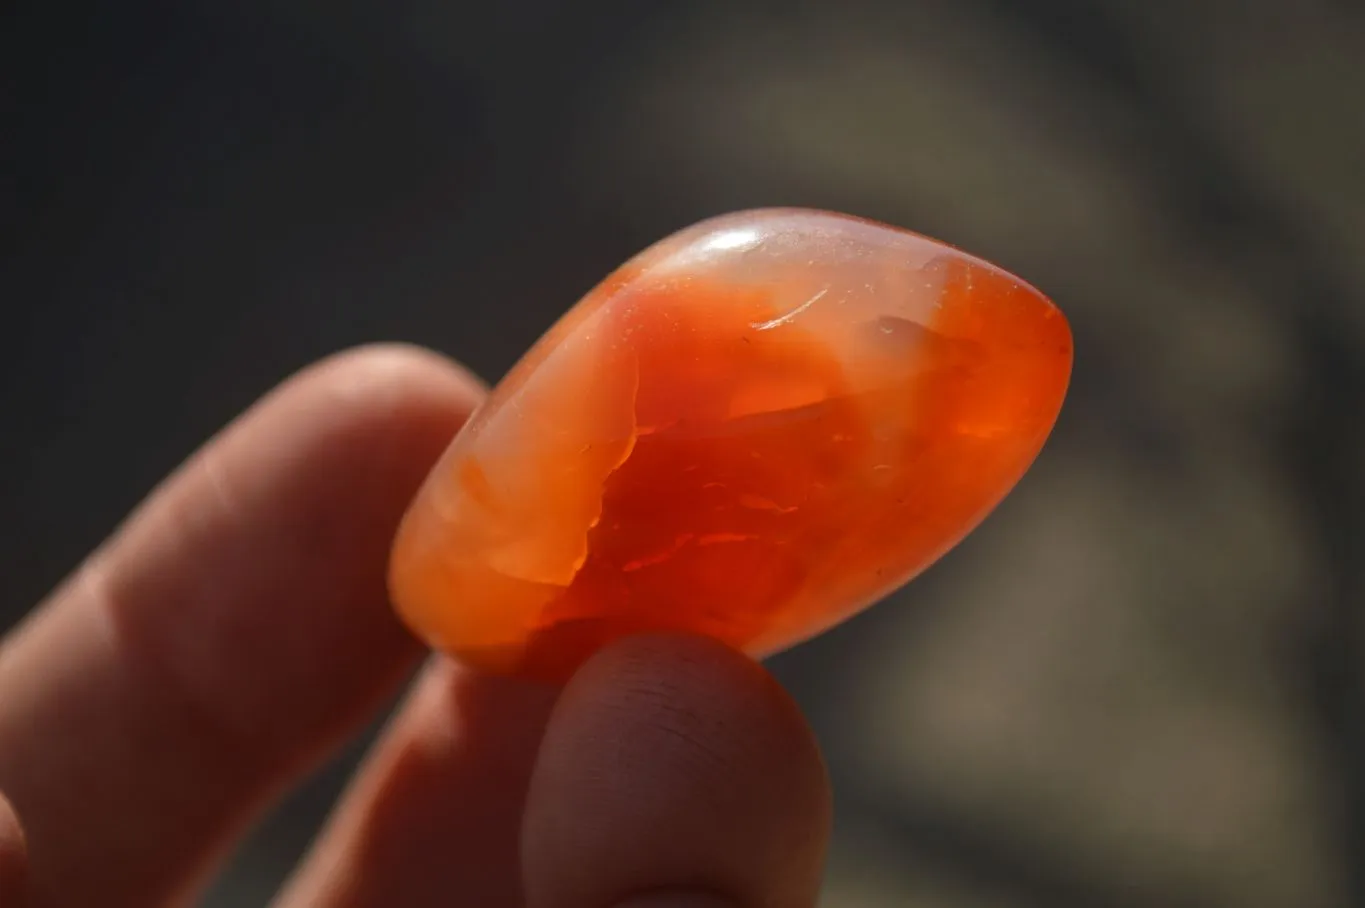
[614,890,738,908]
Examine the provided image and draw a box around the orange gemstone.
[390,209,1073,681]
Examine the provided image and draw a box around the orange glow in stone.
[389,209,1073,681]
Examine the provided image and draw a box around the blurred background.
[5,0,1364,905]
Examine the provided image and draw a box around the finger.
[272,658,559,908]
[0,344,482,907]
[522,634,832,908]
[0,792,27,907]
[276,634,831,908]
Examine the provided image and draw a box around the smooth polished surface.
[390,209,1073,680]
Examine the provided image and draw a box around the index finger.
[0,344,483,907]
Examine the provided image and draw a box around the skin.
[0,345,831,908]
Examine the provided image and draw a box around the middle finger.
[273,659,558,908]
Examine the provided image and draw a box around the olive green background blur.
[5,1,1364,905]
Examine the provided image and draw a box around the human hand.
[0,345,831,908]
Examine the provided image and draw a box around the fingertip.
[291,342,487,415]
[0,792,28,906]
[522,634,831,908]
[100,340,490,745]
[262,343,487,475]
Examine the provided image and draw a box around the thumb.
[0,791,28,907]
[521,633,831,908]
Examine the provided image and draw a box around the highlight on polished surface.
[389,209,1073,681]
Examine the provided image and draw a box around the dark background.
[5,0,1365,905]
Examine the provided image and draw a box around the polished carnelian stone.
[390,209,1073,681]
